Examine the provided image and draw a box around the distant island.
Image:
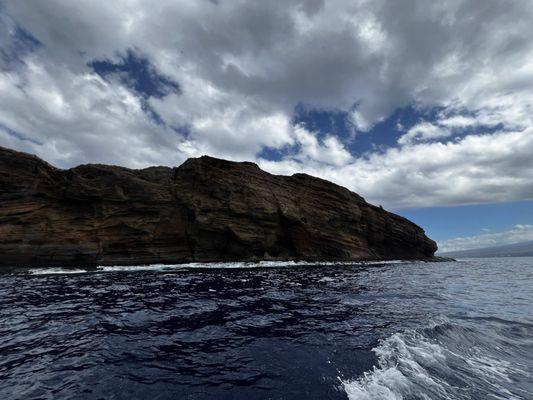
[0,146,437,268]
[438,240,533,259]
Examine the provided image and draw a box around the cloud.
[438,224,533,252]
[259,126,533,208]
[1,1,533,208]
[349,110,371,132]
[293,125,353,167]
[89,49,181,99]
[0,55,183,167]
[398,122,450,145]
[0,12,41,71]
[437,115,478,129]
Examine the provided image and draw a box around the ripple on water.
[0,258,532,399]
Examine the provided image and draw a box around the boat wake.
[342,318,533,400]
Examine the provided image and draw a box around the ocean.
[0,258,531,399]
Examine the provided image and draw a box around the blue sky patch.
[290,104,504,159]
[397,200,533,242]
[350,106,422,155]
[89,50,180,99]
[293,104,355,141]
[88,50,181,125]
[258,144,301,162]
[292,105,441,157]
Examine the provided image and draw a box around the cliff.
[0,146,437,267]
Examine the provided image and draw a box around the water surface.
[1,258,532,399]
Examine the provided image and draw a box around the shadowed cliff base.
[0,146,437,268]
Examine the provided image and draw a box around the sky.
[1,0,533,252]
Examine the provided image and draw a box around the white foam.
[28,267,88,275]
[341,320,525,400]
[343,329,449,400]
[98,264,186,272]
[24,259,412,275]
[97,260,412,272]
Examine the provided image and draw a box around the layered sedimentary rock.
[0,146,437,267]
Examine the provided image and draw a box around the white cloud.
[293,125,353,167]
[260,126,533,208]
[437,115,478,128]
[1,0,533,209]
[438,224,533,252]
[0,56,183,168]
[398,122,450,145]
[349,110,372,132]
[398,113,500,146]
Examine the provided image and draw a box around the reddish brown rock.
[0,146,437,267]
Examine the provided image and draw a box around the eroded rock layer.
[0,146,437,267]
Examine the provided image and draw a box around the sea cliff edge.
[0,146,437,268]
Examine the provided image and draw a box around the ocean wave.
[342,318,531,400]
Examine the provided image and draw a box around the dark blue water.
[0,258,532,399]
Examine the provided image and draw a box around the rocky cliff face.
[0,146,437,267]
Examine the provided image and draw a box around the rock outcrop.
[0,146,437,267]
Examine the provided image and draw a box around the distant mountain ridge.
[438,240,533,258]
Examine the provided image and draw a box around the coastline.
[1,256,454,274]
[1,146,437,268]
